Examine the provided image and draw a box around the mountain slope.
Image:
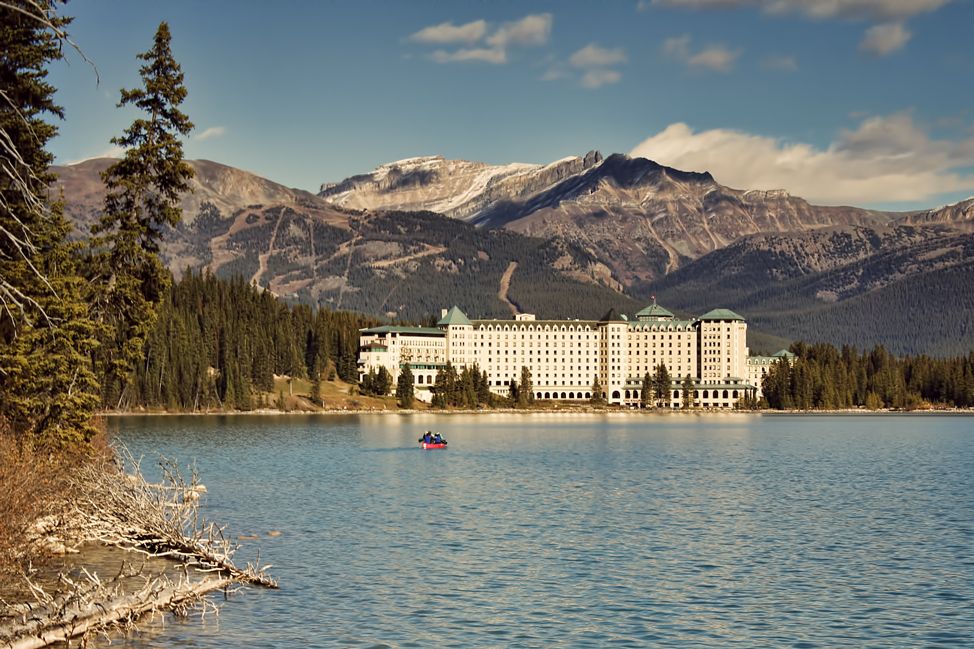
[636,224,974,356]
[318,152,899,283]
[51,160,640,320]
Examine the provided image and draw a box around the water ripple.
[89,413,974,649]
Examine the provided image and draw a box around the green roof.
[699,308,745,322]
[635,300,674,320]
[772,350,796,358]
[360,325,444,336]
[437,306,473,327]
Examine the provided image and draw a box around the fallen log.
[2,571,231,649]
[1,445,277,648]
[70,448,278,589]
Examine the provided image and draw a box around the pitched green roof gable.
[635,300,674,320]
[437,306,473,327]
[699,308,745,322]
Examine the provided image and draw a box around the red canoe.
[421,442,447,449]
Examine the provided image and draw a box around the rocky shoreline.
[0,450,276,649]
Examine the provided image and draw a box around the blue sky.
[47,0,974,211]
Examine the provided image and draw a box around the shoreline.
[99,406,974,417]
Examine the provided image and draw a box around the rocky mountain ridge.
[318,152,915,283]
[50,154,974,354]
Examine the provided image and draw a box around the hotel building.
[359,301,786,408]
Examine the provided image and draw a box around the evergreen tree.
[375,366,392,396]
[477,368,493,407]
[360,368,375,395]
[430,365,460,408]
[90,22,194,408]
[518,366,534,407]
[508,378,519,405]
[309,357,322,404]
[681,374,696,409]
[865,391,882,411]
[653,363,672,408]
[589,376,605,405]
[397,363,415,409]
[0,2,101,445]
[640,371,651,408]
[460,366,476,408]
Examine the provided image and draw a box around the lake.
[88,413,973,648]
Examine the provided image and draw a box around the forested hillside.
[300,210,645,321]
[636,226,974,357]
[762,342,974,410]
[132,270,377,411]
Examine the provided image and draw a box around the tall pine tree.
[518,366,534,407]
[90,22,194,408]
[681,374,696,409]
[653,363,672,408]
[397,363,415,409]
[0,1,100,446]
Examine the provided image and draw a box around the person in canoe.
[418,431,447,446]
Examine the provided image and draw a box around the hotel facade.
[359,302,788,408]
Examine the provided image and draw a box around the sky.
[46,0,974,211]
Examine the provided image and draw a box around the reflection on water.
[80,413,974,648]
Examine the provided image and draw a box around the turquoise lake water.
[91,413,973,648]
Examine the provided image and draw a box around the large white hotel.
[358,302,791,408]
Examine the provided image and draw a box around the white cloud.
[569,44,627,68]
[662,35,691,59]
[688,46,741,72]
[663,35,740,72]
[541,67,572,81]
[649,0,949,57]
[409,20,486,45]
[545,43,627,89]
[859,22,911,56]
[761,54,797,71]
[486,14,552,48]
[195,126,226,141]
[648,0,953,21]
[580,69,622,88]
[412,14,549,65]
[430,47,506,64]
[629,113,974,205]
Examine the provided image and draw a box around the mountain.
[52,155,974,355]
[54,158,353,281]
[897,196,974,225]
[50,159,639,321]
[634,223,974,356]
[318,152,899,284]
[55,157,346,230]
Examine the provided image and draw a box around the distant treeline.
[130,270,377,410]
[762,341,974,410]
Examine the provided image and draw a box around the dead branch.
[70,446,278,589]
[0,563,230,649]
[1,442,277,648]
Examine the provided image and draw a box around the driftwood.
[2,564,230,649]
[1,446,277,648]
[70,448,277,589]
